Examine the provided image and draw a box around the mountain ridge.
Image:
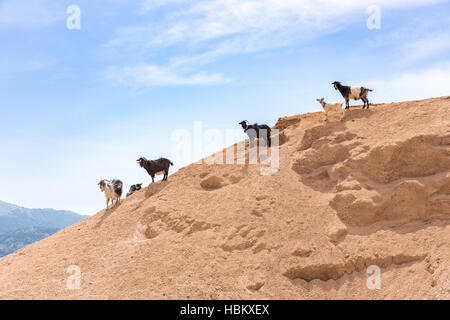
[0,200,87,234]
[0,200,87,257]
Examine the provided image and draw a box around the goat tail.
[170,162,174,166]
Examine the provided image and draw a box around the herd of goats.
[98,81,374,210]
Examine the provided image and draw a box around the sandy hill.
[0,97,449,299]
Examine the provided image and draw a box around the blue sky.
[0,0,449,214]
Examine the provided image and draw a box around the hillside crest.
[0,97,449,299]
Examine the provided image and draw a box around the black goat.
[332,81,373,109]
[137,157,173,183]
[126,183,143,197]
[238,120,271,148]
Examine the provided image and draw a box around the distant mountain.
[0,200,87,234]
[0,200,87,257]
[0,227,60,257]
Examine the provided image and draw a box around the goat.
[98,179,123,210]
[316,98,344,122]
[332,81,373,109]
[126,183,143,197]
[238,120,271,148]
[137,157,173,183]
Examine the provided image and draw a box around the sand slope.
[0,97,449,299]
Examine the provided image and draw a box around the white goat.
[316,98,344,122]
[98,179,123,209]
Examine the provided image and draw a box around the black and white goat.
[98,179,123,209]
[137,157,173,183]
[238,120,271,148]
[126,183,143,197]
[332,81,373,109]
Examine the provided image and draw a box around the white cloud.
[120,0,446,50]
[402,32,450,65]
[366,62,450,102]
[105,0,447,87]
[139,0,188,12]
[107,63,231,86]
[0,0,62,27]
